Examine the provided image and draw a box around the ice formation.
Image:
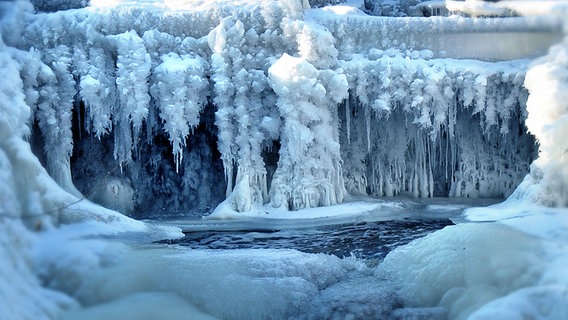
[2,0,568,319]
[0,0,558,216]
[520,35,568,206]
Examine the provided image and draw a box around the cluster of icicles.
[16,1,534,213]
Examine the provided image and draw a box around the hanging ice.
[340,53,533,199]
[2,0,561,215]
[33,44,80,196]
[111,30,152,167]
[152,52,207,172]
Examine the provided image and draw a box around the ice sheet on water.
[28,197,476,320]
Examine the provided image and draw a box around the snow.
[320,4,366,16]
[376,184,568,319]
[522,36,568,206]
[469,285,568,319]
[418,0,568,18]
[0,220,77,320]
[460,201,568,319]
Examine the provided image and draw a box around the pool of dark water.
[159,218,454,260]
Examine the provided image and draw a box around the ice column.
[209,17,281,212]
[34,45,81,196]
[268,52,348,210]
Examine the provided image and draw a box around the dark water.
[159,218,453,260]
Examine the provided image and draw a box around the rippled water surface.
[160,218,454,260]
[157,199,502,260]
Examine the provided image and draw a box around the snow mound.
[380,222,545,319]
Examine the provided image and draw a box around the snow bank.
[469,285,568,319]
[208,196,399,220]
[0,8,76,317]
[380,222,547,319]
[0,220,77,320]
[459,200,568,318]
[55,245,368,320]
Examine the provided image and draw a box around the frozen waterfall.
[3,1,568,320]
[2,0,563,216]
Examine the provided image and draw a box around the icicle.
[427,136,434,197]
[365,104,371,153]
[346,94,351,144]
[112,30,151,166]
[225,161,234,198]
[151,53,207,173]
